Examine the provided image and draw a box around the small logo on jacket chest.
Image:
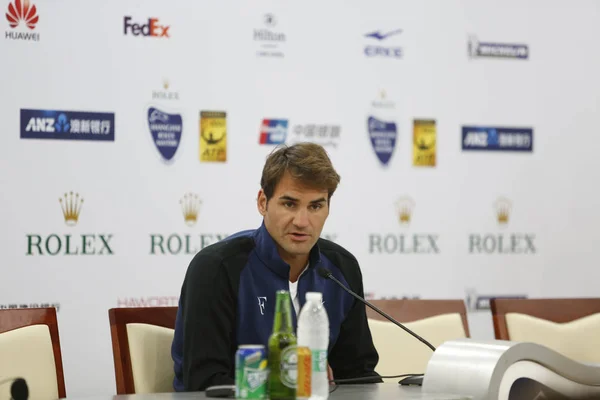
[257,296,267,315]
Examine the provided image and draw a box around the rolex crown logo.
[163,79,170,90]
[395,196,415,225]
[494,197,511,225]
[180,193,202,227]
[59,192,84,226]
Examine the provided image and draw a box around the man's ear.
[257,189,267,216]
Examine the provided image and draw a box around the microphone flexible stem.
[0,377,17,387]
[326,273,436,352]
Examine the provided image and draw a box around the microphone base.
[398,375,424,386]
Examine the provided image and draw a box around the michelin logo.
[468,35,528,60]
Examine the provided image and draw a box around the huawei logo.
[6,0,38,29]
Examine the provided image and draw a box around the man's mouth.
[289,232,310,241]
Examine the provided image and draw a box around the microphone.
[318,267,436,352]
[0,378,29,400]
[11,378,28,400]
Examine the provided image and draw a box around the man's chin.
[282,241,314,257]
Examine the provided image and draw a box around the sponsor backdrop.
[2,0,600,395]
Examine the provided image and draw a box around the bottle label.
[279,345,298,388]
[312,350,327,373]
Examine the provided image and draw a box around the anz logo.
[364,29,403,59]
[25,114,67,133]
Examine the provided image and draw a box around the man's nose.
[293,209,309,228]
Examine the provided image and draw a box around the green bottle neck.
[273,292,294,333]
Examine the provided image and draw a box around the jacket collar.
[253,222,321,280]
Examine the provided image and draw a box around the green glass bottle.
[267,290,297,400]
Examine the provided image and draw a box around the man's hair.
[260,142,341,202]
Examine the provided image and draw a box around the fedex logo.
[124,16,170,38]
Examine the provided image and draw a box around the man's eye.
[310,203,323,210]
[284,202,295,208]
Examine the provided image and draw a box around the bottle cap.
[306,292,323,302]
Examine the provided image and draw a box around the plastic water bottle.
[297,291,329,400]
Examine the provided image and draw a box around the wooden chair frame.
[491,298,600,340]
[108,307,178,394]
[366,299,470,337]
[0,307,66,398]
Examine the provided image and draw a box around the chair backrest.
[366,299,470,335]
[0,308,66,400]
[491,298,600,363]
[365,299,469,381]
[108,307,178,394]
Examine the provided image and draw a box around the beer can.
[296,346,312,399]
[235,345,268,399]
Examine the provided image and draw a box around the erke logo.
[364,29,402,41]
[124,16,170,37]
[364,29,403,58]
[257,297,267,315]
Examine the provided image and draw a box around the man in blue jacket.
[171,142,381,391]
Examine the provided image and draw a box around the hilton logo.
[369,197,440,254]
[468,198,536,254]
[254,13,286,58]
[26,192,114,256]
[150,193,227,255]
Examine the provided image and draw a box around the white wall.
[1,0,600,396]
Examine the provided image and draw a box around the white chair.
[109,307,177,394]
[0,308,66,400]
[491,298,600,364]
[366,299,469,382]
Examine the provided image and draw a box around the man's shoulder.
[317,238,364,292]
[189,231,256,270]
[317,238,359,267]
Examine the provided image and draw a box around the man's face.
[257,171,329,261]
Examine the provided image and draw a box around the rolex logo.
[395,197,415,225]
[26,191,114,256]
[369,196,440,254]
[494,197,511,225]
[150,194,227,255]
[468,197,536,255]
[59,192,84,226]
[152,78,179,100]
[180,193,202,227]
